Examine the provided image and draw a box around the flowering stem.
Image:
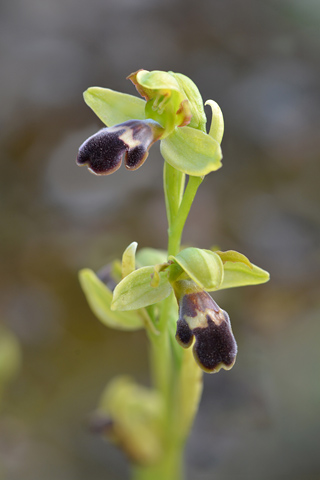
[133,164,203,480]
[167,174,203,256]
[132,444,183,480]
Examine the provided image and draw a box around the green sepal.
[205,100,224,144]
[98,376,163,466]
[122,241,138,278]
[79,269,144,330]
[160,126,222,176]
[170,72,207,132]
[136,248,168,267]
[215,250,253,269]
[84,87,146,127]
[219,262,270,290]
[111,266,172,311]
[169,247,224,291]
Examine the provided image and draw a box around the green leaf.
[136,248,168,267]
[170,72,207,131]
[205,100,224,144]
[79,269,143,330]
[160,126,222,176]
[111,266,172,311]
[84,87,146,127]
[219,262,270,290]
[169,247,224,291]
[122,241,138,278]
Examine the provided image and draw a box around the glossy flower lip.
[77,119,163,175]
[175,284,237,373]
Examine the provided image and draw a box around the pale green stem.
[134,164,203,480]
[168,175,203,256]
[132,443,183,480]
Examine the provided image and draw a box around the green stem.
[147,294,173,405]
[168,175,203,256]
[163,162,185,231]
[134,165,203,480]
[132,443,183,480]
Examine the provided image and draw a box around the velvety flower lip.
[175,286,237,373]
[77,119,163,175]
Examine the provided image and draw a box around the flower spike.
[173,280,237,373]
[77,119,163,175]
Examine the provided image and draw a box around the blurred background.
[1,0,320,479]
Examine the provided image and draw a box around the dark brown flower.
[77,119,164,175]
[174,280,237,373]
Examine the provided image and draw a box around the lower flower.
[173,280,237,373]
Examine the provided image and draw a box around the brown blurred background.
[1,0,320,479]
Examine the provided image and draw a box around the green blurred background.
[1,0,320,479]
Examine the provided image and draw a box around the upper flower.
[77,69,225,177]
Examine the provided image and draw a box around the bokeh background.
[1,0,320,479]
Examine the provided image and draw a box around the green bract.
[82,69,224,176]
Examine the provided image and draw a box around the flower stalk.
[76,69,270,480]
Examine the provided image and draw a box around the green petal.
[79,269,143,330]
[122,241,138,278]
[205,100,224,144]
[170,72,207,131]
[215,250,253,269]
[111,266,172,311]
[84,87,146,127]
[169,247,224,291]
[160,127,222,176]
[136,248,168,267]
[219,262,270,290]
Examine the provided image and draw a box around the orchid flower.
[77,69,224,176]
